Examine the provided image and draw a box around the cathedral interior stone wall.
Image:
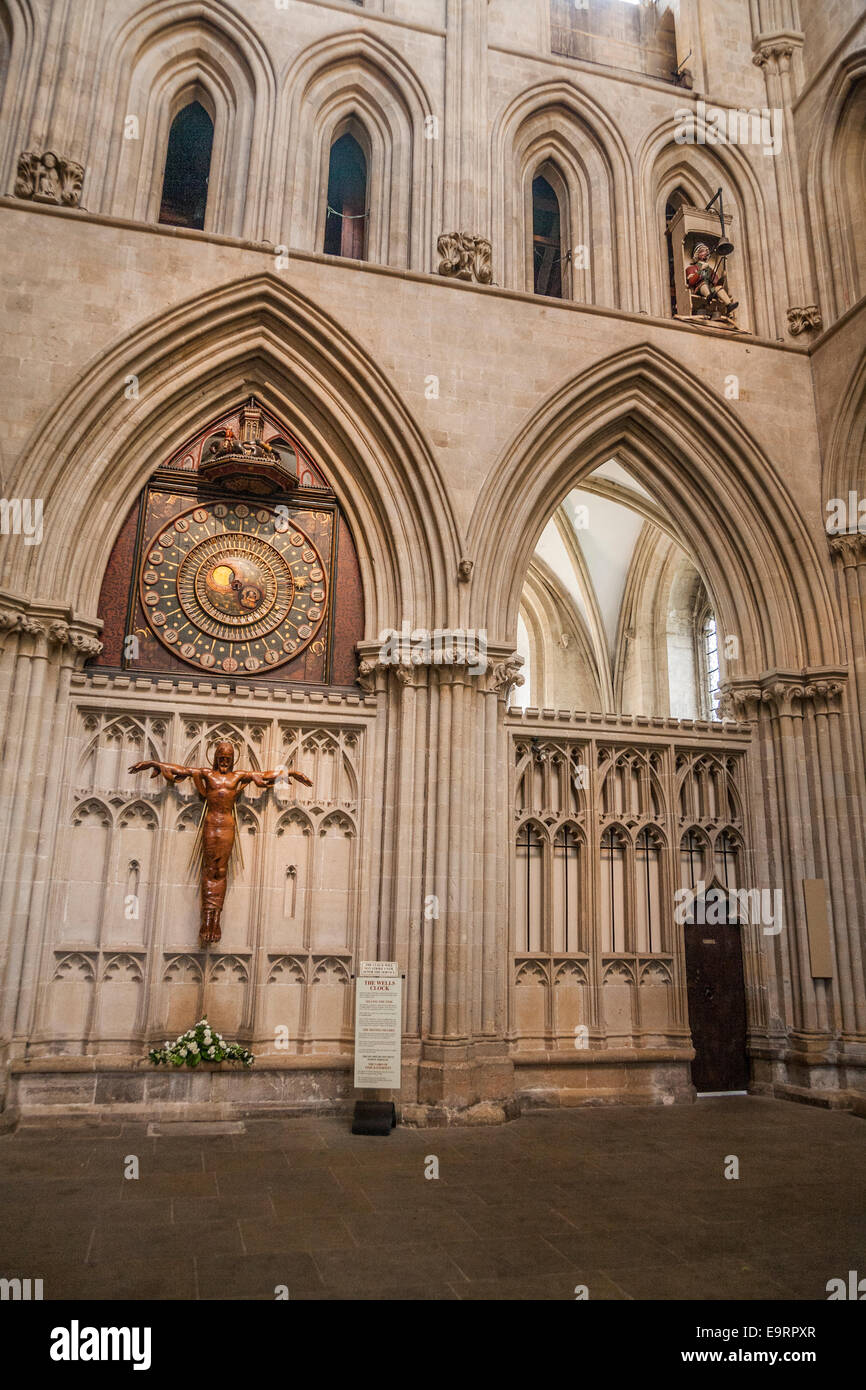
[0,0,864,1124]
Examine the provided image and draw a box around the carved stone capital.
[0,608,45,638]
[437,232,492,285]
[752,40,795,74]
[829,531,866,567]
[719,683,763,720]
[356,637,521,696]
[355,648,441,692]
[0,597,102,661]
[722,669,847,720]
[15,150,85,207]
[787,305,823,336]
[800,678,846,714]
[487,652,525,700]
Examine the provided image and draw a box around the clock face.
[139,501,329,673]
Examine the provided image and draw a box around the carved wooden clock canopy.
[94,399,364,686]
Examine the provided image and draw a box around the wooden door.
[684,907,748,1092]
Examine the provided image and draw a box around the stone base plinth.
[750,1045,866,1114]
[6,1044,865,1127]
[6,1055,356,1124]
[513,1048,695,1109]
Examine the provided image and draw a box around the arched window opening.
[665,188,690,317]
[517,823,544,952]
[698,609,722,718]
[532,175,563,298]
[680,829,704,888]
[159,101,213,230]
[324,132,368,260]
[600,827,626,952]
[715,831,739,890]
[635,828,662,953]
[553,824,581,952]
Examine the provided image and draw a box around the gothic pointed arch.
[84,0,276,239]
[0,0,41,195]
[636,116,779,336]
[468,344,842,674]
[808,51,866,323]
[491,79,636,310]
[519,554,604,711]
[530,163,567,299]
[9,273,459,639]
[825,349,866,506]
[158,96,214,229]
[279,28,437,271]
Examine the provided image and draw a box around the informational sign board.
[353,961,402,1090]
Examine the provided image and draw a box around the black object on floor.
[351,1100,397,1135]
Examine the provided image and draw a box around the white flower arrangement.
[148,1018,254,1069]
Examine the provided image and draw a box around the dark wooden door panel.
[684,921,748,1092]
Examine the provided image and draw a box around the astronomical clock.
[94,399,363,686]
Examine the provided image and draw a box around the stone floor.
[1,1096,863,1300]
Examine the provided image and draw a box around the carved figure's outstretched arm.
[240,768,313,789]
[128,760,196,786]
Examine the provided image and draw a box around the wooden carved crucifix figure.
[129,740,312,943]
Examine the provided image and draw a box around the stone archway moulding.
[276,27,438,272]
[7,272,461,638]
[467,343,843,676]
[635,113,781,336]
[491,79,636,310]
[82,0,276,241]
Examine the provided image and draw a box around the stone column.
[828,532,866,1064]
[22,0,97,160]
[443,0,490,249]
[830,533,866,780]
[751,34,822,337]
[0,596,102,1103]
[724,667,866,1087]
[358,637,523,1121]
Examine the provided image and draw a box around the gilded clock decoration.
[139,500,329,673]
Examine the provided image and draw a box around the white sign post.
[353,960,402,1091]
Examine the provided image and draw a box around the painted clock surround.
[93,402,364,686]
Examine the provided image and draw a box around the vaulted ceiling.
[517,459,711,717]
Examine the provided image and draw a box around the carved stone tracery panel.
[38,703,365,1056]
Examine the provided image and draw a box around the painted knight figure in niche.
[686,242,738,320]
[129,740,312,943]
